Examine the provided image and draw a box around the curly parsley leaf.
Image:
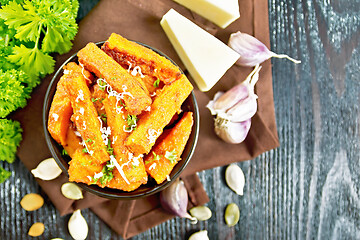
[0,69,31,118]
[0,118,22,163]
[0,166,11,184]
[126,114,137,131]
[99,163,114,186]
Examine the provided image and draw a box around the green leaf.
[8,44,54,78]
[153,78,160,88]
[126,114,138,131]
[0,69,31,118]
[0,118,22,163]
[42,24,72,54]
[0,166,11,184]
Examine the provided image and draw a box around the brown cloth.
[12,0,279,238]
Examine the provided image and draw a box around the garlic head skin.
[214,117,251,144]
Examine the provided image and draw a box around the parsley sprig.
[165,149,177,164]
[126,114,137,131]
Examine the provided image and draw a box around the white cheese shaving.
[79,107,85,115]
[150,92,157,97]
[127,61,132,72]
[131,66,145,78]
[98,116,111,146]
[93,172,103,179]
[149,163,157,170]
[75,131,81,137]
[112,157,130,185]
[82,121,86,130]
[80,140,93,156]
[75,90,84,102]
[75,116,79,121]
[112,136,117,144]
[79,62,90,81]
[63,69,72,75]
[52,113,59,122]
[87,176,92,181]
[145,106,151,112]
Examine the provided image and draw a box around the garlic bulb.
[214,117,251,144]
[68,210,88,240]
[207,65,260,144]
[31,158,62,180]
[228,31,301,67]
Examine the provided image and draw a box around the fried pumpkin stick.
[126,75,193,155]
[77,43,151,115]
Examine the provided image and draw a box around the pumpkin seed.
[31,158,62,181]
[68,210,88,240]
[225,203,240,227]
[225,164,245,195]
[188,230,209,240]
[20,193,44,211]
[189,206,212,221]
[28,222,45,237]
[61,183,83,200]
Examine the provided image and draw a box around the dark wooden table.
[1,0,360,239]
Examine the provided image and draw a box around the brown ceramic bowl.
[43,41,199,200]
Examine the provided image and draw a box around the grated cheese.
[75,90,84,102]
[149,163,157,170]
[111,157,130,185]
[112,136,117,144]
[79,107,84,115]
[52,113,59,122]
[79,62,90,81]
[131,66,145,78]
[93,172,103,179]
[63,69,72,75]
[82,121,86,130]
[87,176,92,181]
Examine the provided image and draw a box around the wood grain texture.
[1,0,360,239]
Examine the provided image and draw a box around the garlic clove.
[225,164,245,195]
[214,117,251,144]
[206,91,224,115]
[61,183,83,200]
[31,158,62,181]
[224,93,258,122]
[229,31,300,67]
[160,179,198,224]
[213,84,249,112]
[68,210,88,240]
[188,230,209,240]
[225,203,240,227]
[189,206,212,221]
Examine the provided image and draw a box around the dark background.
[1,0,359,239]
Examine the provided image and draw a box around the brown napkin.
[12,0,278,238]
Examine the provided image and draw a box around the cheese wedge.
[160,9,240,92]
[173,0,240,28]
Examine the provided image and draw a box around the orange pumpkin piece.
[102,96,148,191]
[63,72,110,165]
[62,125,83,158]
[48,63,93,145]
[144,112,193,184]
[102,33,182,84]
[77,42,151,115]
[126,75,193,155]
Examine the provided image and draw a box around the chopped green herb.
[106,141,113,155]
[126,114,137,131]
[62,149,68,156]
[152,151,161,161]
[82,147,88,153]
[165,149,177,164]
[86,138,92,143]
[99,163,114,186]
[98,79,107,91]
[91,97,99,102]
[132,164,137,169]
[100,113,107,124]
[153,78,160,88]
[111,77,117,80]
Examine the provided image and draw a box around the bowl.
[43,41,199,200]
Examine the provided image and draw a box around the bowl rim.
[42,41,199,200]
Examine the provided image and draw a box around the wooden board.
[1,0,359,239]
